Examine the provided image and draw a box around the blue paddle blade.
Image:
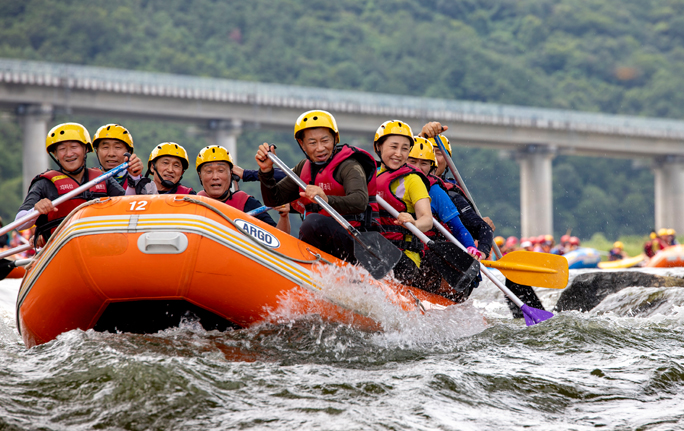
[521,304,554,326]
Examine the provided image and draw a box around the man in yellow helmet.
[92,123,145,191]
[196,145,290,233]
[419,121,495,261]
[255,110,378,262]
[15,122,134,247]
[138,143,196,195]
[405,135,482,301]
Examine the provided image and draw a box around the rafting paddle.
[0,158,131,238]
[430,219,569,289]
[267,153,402,280]
[432,134,548,309]
[0,259,32,281]
[377,195,553,325]
[246,205,272,217]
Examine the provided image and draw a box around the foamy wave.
[265,262,488,347]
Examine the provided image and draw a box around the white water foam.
[264,263,489,348]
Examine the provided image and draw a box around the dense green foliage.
[1,0,681,239]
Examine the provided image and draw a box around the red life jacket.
[290,144,378,229]
[376,164,431,253]
[32,168,109,241]
[158,183,194,195]
[197,190,250,211]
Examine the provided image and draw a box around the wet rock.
[554,271,684,312]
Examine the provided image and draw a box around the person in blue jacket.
[406,136,483,300]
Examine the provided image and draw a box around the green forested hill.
[0,0,680,239]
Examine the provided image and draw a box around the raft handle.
[137,232,188,254]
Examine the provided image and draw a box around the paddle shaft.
[267,153,356,233]
[0,160,130,237]
[376,195,525,308]
[433,135,503,260]
[0,243,32,260]
[246,205,272,217]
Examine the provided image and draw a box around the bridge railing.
[2,58,684,139]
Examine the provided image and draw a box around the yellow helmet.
[658,228,668,236]
[196,145,234,172]
[92,124,134,152]
[45,123,92,154]
[148,142,189,171]
[494,236,505,247]
[667,228,676,236]
[294,110,339,144]
[432,134,452,156]
[650,232,657,240]
[613,241,624,249]
[408,136,436,165]
[374,120,415,146]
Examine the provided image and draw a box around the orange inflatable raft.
[16,194,455,348]
[646,244,684,268]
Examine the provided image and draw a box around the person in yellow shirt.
[374,120,433,286]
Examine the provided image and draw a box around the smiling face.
[297,128,335,163]
[52,141,87,172]
[199,161,231,198]
[377,135,412,170]
[152,156,184,190]
[95,139,129,171]
[407,157,433,176]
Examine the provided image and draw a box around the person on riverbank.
[92,123,153,194]
[15,123,136,247]
[502,236,518,254]
[419,121,495,259]
[196,145,290,233]
[256,110,378,262]
[139,143,195,195]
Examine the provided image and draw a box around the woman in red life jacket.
[374,120,434,287]
[255,110,377,263]
[14,122,133,247]
[196,145,290,233]
[138,143,196,195]
[92,123,148,193]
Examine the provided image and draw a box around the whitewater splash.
[264,263,489,348]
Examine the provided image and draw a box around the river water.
[1,268,683,430]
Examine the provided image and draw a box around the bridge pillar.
[653,155,684,234]
[516,145,556,238]
[209,119,242,163]
[18,104,53,194]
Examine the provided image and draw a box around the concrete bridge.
[1,58,684,236]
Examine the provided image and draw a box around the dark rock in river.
[554,270,684,312]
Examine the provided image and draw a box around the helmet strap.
[151,161,182,190]
[217,189,231,202]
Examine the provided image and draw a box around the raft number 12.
[129,201,148,211]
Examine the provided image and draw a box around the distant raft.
[563,248,601,269]
[598,254,646,269]
[16,194,455,348]
[646,245,684,268]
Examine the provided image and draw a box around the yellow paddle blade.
[482,250,569,289]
